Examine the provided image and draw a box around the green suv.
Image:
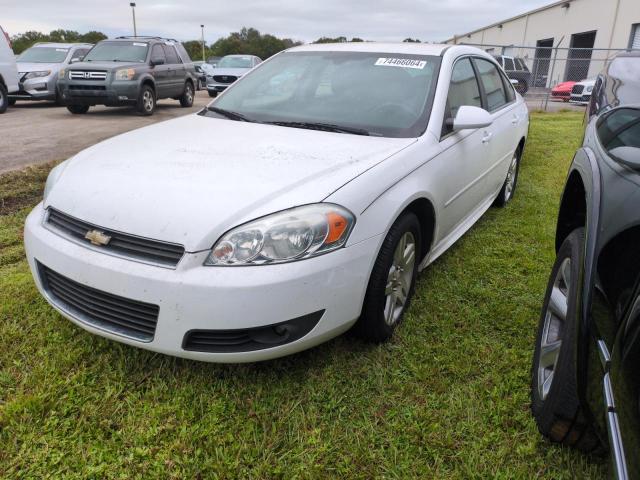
[58,36,197,115]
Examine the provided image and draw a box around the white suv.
[0,25,19,113]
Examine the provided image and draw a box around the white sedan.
[25,43,529,362]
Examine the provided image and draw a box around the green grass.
[0,112,607,479]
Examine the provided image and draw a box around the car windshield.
[218,56,253,68]
[17,47,69,63]
[205,51,440,138]
[83,41,149,62]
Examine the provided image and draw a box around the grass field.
[0,112,607,479]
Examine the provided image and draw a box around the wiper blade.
[267,121,370,136]
[206,106,257,122]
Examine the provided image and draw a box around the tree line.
[11,27,422,60]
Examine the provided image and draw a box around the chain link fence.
[457,43,639,111]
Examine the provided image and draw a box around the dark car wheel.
[136,85,156,116]
[530,228,600,452]
[514,80,529,95]
[67,105,90,114]
[494,147,521,207]
[208,90,217,98]
[179,82,194,107]
[352,212,421,343]
[0,83,8,114]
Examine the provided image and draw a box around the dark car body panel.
[554,51,640,478]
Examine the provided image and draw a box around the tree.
[208,27,301,59]
[182,40,204,61]
[403,38,421,43]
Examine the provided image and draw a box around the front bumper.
[24,203,380,362]
[206,82,231,92]
[58,80,139,106]
[9,75,57,101]
[570,93,591,105]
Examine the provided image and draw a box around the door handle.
[511,115,519,125]
[481,132,493,144]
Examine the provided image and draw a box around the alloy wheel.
[143,90,154,112]
[384,231,416,326]
[537,257,571,400]
[504,154,518,201]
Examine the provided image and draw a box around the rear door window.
[503,57,515,71]
[163,45,180,64]
[151,44,166,63]
[474,58,508,112]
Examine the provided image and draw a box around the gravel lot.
[1,90,211,174]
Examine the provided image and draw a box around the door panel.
[164,45,185,96]
[150,44,170,98]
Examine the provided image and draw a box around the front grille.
[38,262,159,341]
[47,208,185,268]
[69,85,106,91]
[571,84,584,95]
[183,310,325,353]
[212,75,237,84]
[69,70,108,80]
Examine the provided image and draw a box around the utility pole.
[201,24,205,62]
[130,2,137,37]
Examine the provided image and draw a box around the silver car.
[10,42,93,104]
[206,54,261,97]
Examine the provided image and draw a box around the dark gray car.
[58,36,197,115]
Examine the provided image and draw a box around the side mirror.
[150,57,165,66]
[510,79,519,86]
[448,105,493,132]
[70,57,82,64]
[609,146,640,170]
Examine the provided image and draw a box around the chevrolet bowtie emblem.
[85,229,112,246]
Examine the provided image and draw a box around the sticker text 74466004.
[375,58,426,69]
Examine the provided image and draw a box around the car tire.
[66,105,90,114]
[136,85,156,116]
[530,228,601,452]
[179,82,194,108]
[494,146,521,207]
[515,80,529,95]
[352,212,421,343]
[0,83,8,114]
[208,91,217,98]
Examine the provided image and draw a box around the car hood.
[46,114,415,252]
[17,62,62,74]
[67,61,142,71]
[211,67,251,77]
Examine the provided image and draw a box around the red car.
[551,81,576,101]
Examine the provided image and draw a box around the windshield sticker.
[375,57,426,69]
[56,48,69,52]
[133,42,147,47]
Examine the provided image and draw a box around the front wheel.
[208,90,217,98]
[136,85,156,116]
[0,83,8,114]
[179,82,194,107]
[352,212,421,342]
[67,105,90,114]
[514,80,529,95]
[494,148,520,207]
[530,228,600,452]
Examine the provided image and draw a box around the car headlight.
[43,161,69,202]
[25,70,51,79]
[58,69,66,80]
[205,204,355,266]
[115,68,136,81]
[585,86,593,93]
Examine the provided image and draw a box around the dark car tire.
[179,82,194,108]
[515,80,529,95]
[0,83,8,114]
[494,146,521,207]
[136,85,156,116]
[530,228,601,452]
[208,90,217,98]
[67,105,90,114]
[352,212,421,343]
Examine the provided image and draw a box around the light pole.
[130,2,137,37]
[200,24,205,62]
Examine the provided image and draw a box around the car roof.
[32,42,93,48]
[290,42,450,56]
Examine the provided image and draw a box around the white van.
[0,25,19,113]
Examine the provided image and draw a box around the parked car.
[193,60,214,89]
[25,43,529,363]
[569,79,596,105]
[206,54,261,97]
[551,80,576,102]
[10,42,93,105]
[494,55,531,94]
[0,25,19,113]
[58,36,197,116]
[530,51,640,479]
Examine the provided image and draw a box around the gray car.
[206,54,261,97]
[58,36,197,116]
[10,42,93,104]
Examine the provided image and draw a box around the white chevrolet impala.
[25,43,529,362]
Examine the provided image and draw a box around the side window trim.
[440,55,484,140]
[472,56,515,114]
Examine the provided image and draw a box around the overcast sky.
[2,0,554,44]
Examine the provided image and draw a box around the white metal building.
[444,0,640,83]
